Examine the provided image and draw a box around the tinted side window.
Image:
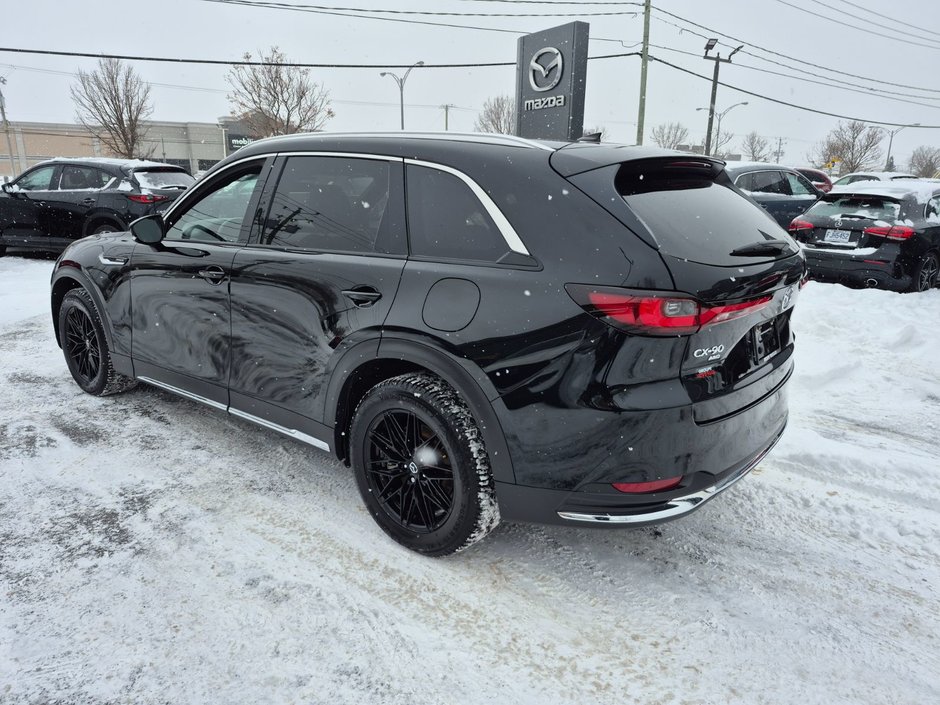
[261,156,391,253]
[59,166,111,190]
[165,166,261,243]
[15,165,56,191]
[406,164,509,263]
[741,170,789,195]
[786,172,815,196]
[927,196,940,222]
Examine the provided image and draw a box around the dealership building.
[0,118,255,181]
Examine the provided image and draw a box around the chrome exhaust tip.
[865,278,879,288]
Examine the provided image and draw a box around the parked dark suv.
[724,162,823,228]
[49,133,804,555]
[1,158,193,255]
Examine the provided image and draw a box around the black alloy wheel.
[913,252,939,292]
[58,288,137,396]
[64,304,101,386]
[350,373,500,556]
[365,408,456,534]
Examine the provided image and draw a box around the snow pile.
[0,257,938,704]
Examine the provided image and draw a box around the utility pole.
[702,40,743,156]
[885,123,919,171]
[0,77,17,180]
[635,0,651,145]
[774,137,786,164]
[440,104,456,131]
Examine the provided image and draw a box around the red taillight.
[788,218,814,233]
[567,284,772,336]
[863,225,915,241]
[612,476,682,494]
[127,193,168,204]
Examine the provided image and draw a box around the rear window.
[134,169,194,190]
[616,162,796,266]
[806,195,901,222]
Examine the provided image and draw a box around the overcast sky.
[2,0,939,166]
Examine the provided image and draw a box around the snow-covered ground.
[1,254,938,704]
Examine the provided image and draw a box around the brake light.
[127,193,168,204]
[612,476,682,494]
[788,218,813,232]
[863,225,915,241]
[566,284,772,336]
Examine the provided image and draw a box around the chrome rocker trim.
[137,376,330,453]
[557,434,781,525]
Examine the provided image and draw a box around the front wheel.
[58,288,137,396]
[349,373,500,556]
[910,252,939,292]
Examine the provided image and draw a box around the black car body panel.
[51,133,804,529]
[2,158,193,254]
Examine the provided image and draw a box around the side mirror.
[130,214,165,245]
[1,182,12,193]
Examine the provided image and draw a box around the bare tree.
[475,95,516,134]
[810,120,883,172]
[651,122,689,149]
[71,58,152,159]
[711,129,735,158]
[908,145,940,177]
[741,131,772,161]
[227,47,334,137]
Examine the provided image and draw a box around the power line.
[648,53,940,128]
[651,5,940,95]
[829,0,940,37]
[771,0,940,51]
[203,0,643,16]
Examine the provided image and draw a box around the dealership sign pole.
[515,22,589,141]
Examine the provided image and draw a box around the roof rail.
[266,131,556,151]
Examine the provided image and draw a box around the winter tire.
[59,288,137,396]
[349,373,500,557]
[91,224,119,235]
[910,252,939,292]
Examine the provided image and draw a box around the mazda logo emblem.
[529,47,563,92]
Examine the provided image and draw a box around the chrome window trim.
[405,158,531,256]
[229,407,330,452]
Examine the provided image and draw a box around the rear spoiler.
[549,142,724,177]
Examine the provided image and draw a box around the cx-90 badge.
[529,47,563,92]
[694,344,725,360]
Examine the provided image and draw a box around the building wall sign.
[515,22,589,141]
[227,134,257,153]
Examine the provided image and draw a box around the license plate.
[824,228,851,243]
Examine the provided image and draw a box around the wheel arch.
[326,337,516,485]
[50,268,115,352]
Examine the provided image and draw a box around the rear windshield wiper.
[729,240,792,257]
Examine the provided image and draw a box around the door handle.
[198,266,227,284]
[81,198,96,206]
[342,287,382,307]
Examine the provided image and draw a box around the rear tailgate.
[560,155,804,420]
[131,168,194,211]
[789,192,903,252]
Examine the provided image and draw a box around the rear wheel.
[58,288,137,396]
[91,223,119,235]
[910,252,939,292]
[349,373,500,556]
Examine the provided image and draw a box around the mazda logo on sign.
[529,47,563,92]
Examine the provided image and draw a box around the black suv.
[724,162,823,228]
[49,133,804,555]
[1,158,193,255]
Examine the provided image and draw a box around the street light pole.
[0,77,17,179]
[885,123,920,170]
[380,61,424,130]
[702,40,743,156]
[696,101,748,156]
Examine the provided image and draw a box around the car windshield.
[806,195,901,221]
[134,169,194,190]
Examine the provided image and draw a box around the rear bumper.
[803,247,909,291]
